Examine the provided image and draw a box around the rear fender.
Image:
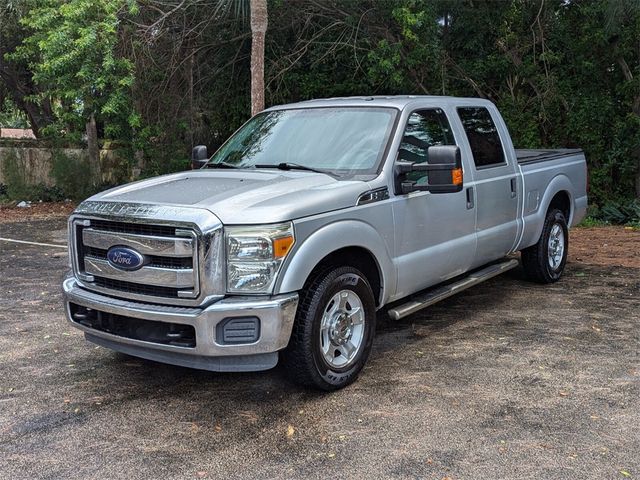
[520,174,574,249]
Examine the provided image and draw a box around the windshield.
[207,107,397,175]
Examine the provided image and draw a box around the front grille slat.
[84,246,193,269]
[89,219,178,237]
[94,277,182,298]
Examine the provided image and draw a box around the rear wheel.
[282,266,376,391]
[521,208,568,283]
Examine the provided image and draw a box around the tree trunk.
[0,68,54,137]
[250,0,268,116]
[86,112,101,186]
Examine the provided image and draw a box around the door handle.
[466,186,474,209]
[510,178,517,198]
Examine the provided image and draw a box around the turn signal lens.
[273,235,294,258]
[451,168,463,186]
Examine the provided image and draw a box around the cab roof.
[264,95,495,112]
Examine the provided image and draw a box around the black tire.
[282,266,376,391]
[521,208,568,283]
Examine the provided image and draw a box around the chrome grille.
[71,218,200,303]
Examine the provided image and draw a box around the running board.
[387,258,520,321]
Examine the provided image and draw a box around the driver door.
[392,108,478,298]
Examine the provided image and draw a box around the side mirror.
[191,145,209,169]
[395,145,463,195]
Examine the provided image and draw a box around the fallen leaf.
[620,471,631,478]
[214,424,222,432]
[238,410,258,424]
[286,425,295,438]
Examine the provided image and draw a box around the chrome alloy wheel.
[319,289,365,369]
[547,223,565,270]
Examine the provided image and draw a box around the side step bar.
[387,258,519,321]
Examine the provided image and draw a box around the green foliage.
[10,0,137,140]
[0,147,64,201]
[49,149,100,200]
[0,98,29,128]
[598,199,640,224]
[577,216,609,228]
[1,147,32,199]
[2,0,639,220]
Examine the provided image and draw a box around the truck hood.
[86,170,371,224]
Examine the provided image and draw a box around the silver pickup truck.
[63,96,587,390]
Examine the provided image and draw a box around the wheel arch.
[275,220,395,307]
[548,190,571,223]
[519,174,575,249]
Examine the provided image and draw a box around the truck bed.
[516,148,583,165]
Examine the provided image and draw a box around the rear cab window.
[457,107,506,169]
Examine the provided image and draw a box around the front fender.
[275,220,396,305]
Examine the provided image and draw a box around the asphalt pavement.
[0,218,638,479]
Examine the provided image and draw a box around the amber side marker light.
[273,235,294,258]
[451,168,463,186]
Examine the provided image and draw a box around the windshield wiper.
[254,162,338,178]
[204,161,239,169]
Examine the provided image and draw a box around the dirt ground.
[0,209,638,480]
[0,202,76,223]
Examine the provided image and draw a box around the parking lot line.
[0,237,67,249]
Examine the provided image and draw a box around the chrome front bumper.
[63,276,298,372]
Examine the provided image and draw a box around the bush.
[598,199,640,225]
[1,148,72,202]
[1,148,35,200]
[50,149,104,201]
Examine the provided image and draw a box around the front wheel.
[282,266,376,391]
[521,208,568,283]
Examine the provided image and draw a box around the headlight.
[225,223,295,293]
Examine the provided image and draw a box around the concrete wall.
[0,140,132,186]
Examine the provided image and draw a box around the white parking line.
[0,237,68,249]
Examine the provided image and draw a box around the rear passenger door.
[456,106,519,266]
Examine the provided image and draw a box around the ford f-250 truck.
[63,96,587,390]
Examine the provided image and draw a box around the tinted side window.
[398,109,455,184]
[457,107,505,167]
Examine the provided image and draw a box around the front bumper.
[63,276,298,372]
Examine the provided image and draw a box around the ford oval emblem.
[106,246,145,271]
